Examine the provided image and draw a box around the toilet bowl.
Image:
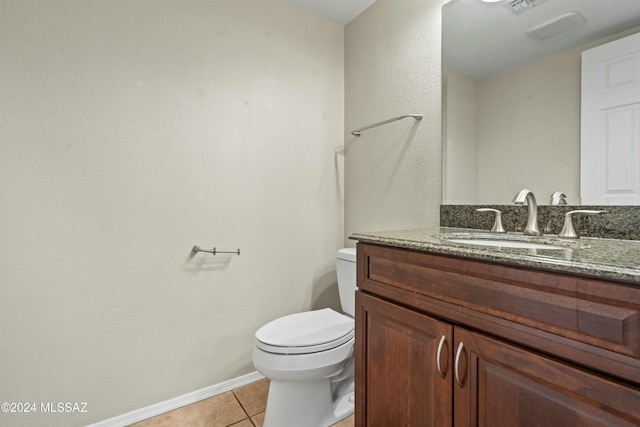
[252,248,357,427]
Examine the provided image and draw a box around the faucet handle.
[558,210,609,239]
[550,191,567,205]
[476,208,506,233]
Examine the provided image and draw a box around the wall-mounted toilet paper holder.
[192,245,241,256]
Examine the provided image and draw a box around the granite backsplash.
[440,205,640,241]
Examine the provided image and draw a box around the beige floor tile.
[233,378,270,416]
[332,414,355,427]
[251,411,265,427]
[228,420,254,427]
[128,391,247,427]
[126,378,354,427]
[250,410,353,427]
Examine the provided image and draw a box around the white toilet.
[252,247,357,427]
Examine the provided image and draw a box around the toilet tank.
[336,248,357,317]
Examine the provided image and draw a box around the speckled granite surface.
[440,205,640,240]
[350,227,640,285]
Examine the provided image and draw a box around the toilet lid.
[255,308,354,354]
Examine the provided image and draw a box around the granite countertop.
[350,226,640,285]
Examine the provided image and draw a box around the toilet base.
[262,377,354,427]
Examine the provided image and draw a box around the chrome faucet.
[558,210,609,239]
[512,189,542,236]
[545,191,567,233]
[476,208,506,233]
[550,191,567,205]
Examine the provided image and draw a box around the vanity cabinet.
[355,243,640,427]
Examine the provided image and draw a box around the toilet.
[252,247,357,427]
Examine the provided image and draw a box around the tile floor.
[128,378,354,427]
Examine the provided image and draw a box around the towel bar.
[351,114,422,136]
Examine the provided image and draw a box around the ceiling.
[286,0,640,77]
[286,0,376,25]
[443,0,640,79]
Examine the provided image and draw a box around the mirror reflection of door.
[581,31,640,205]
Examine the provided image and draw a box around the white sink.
[434,232,591,251]
[447,238,565,250]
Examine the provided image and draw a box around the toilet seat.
[255,308,354,355]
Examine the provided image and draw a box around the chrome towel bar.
[192,245,241,256]
[351,114,423,136]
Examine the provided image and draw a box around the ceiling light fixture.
[504,0,549,14]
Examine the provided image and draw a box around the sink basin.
[434,232,591,251]
[447,238,565,250]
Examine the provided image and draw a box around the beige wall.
[0,1,343,425]
[344,0,445,244]
[444,46,581,204]
[477,48,581,204]
[443,69,478,204]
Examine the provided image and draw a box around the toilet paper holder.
[192,245,241,256]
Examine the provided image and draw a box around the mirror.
[442,0,640,205]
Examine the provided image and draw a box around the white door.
[581,31,640,205]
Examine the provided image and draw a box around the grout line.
[231,389,252,423]
[231,391,246,415]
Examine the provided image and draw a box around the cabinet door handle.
[436,335,447,378]
[454,342,465,388]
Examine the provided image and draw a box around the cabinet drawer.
[357,243,640,384]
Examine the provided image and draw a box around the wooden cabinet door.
[453,327,640,427]
[355,291,453,427]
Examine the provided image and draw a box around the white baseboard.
[87,371,265,427]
